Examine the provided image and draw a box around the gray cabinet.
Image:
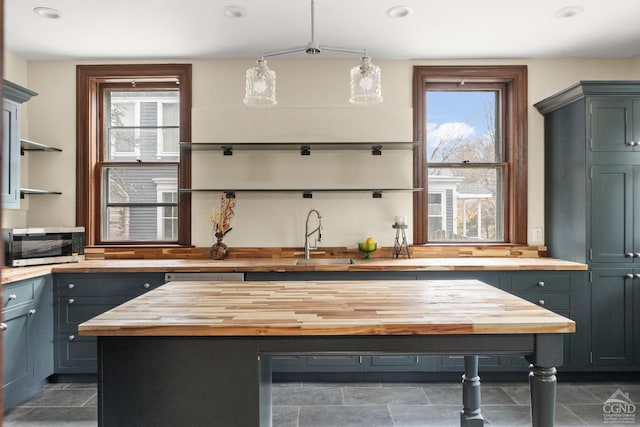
[590,98,640,152]
[2,275,53,410]
[536,81,640,371]
[590,268,635,367]
[2,80,38,209]
[591,165,640,264]
[54,273,165,374]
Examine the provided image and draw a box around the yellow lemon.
[365,237,375,245]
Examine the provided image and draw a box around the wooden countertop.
[78,279,576,337]
[1,257,587,285]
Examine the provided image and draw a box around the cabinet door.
[591,165,635,263]
[2,305,33,394]
[591,268,634,366]
[589,98,636,152]
[2,99,21,209]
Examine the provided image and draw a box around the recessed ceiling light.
[33,6,61,19]
[554,5,584,19]
[223,5,247,18]
[386,5,413,18]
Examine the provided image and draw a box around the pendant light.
[243,0,382,107]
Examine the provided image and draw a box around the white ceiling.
[6,0,640,61]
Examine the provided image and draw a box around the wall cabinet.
[2,276,53,410]
[54,273,165,374]
[2,80,37,209]
[536,81,640,371]
[590,98,640,152]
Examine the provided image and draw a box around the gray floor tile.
[557,386,604,405]
[423,384,461,404]
[343,386,428,405]
[4,407,97,426]
[16,390,97,408]
[389,404,462,427]
[501,385,530,405]
[481,404,531,426]
[303,382,380,388]
[273,406,299,427]
[299,405,393,427]
[273,382,303,388]
[272,386,343,406]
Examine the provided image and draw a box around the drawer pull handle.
[626,274,635,279]
[8,294,17,301]
[28,309,36,315]
[626,253,635,258]
[0,323,7,331]
[68,298,75,304]
[68,284,75,289]
[628,141,638,146]
[635,274,640,279]
[143,283,151,289]
[68,335,75,341]
[636,253,640,258]
[537,281,545,287]
[538,300,545,306]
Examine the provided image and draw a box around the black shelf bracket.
[372,145,383,155]
[224,192,236,199]
[300,145,311,156]
[302,191,313,198]
[222,145,233,156]
[372,191,383,198]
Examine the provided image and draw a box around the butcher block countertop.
[1,257,587,285]
[78,279,576,337]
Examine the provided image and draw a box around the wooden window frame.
[76,64,192,247]
[412,65,528,245]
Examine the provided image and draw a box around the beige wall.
[5,53,640,248]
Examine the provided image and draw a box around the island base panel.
[98,337,270,427]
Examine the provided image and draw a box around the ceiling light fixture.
[223,5,246,18]
[386,6,413,18]
[33,6,61,19]
[554,5,584,19]
[243,0,382,108]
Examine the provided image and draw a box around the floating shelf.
[180,188,422,199]
[180,141,419,156]
[21,139,63,155]
[20,188,62,199]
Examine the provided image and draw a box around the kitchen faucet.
[304,209,323,259]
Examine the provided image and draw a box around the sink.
[296,257,354,266]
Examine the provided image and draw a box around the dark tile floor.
[5,381,640,426]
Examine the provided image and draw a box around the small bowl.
[357,242,377,259]
[358,242,377,252]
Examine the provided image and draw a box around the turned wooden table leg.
[460,355,484,426]
[529,365,557,427]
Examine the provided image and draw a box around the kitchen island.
[80,279,574,427]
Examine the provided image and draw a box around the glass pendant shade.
[244,59,277,108]
[349,56,383,105]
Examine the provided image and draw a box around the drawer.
[519,292,570,310]
[58,295,132,328]
[58,274,165,296]
[369,355,420,367]
[3,279,37,310]
[511,274,571,292]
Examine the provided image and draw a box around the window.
[413,66,527,245]
[77,64,192,246]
